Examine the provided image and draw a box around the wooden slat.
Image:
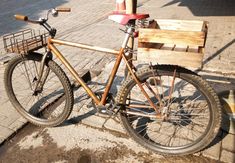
[174,45,187,52]
[200,21,209,51]
[160,44,174,51]
[154,19,205,31]
[137,19,207,69]
[188,46,199,53]
[138,42,163,49]
[201,21,209,33]
[139,28,206,47]
[138,48,203,68]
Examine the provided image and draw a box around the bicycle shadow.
[57,64,235,161]
[60,75,125,127]
[197,38,235,74]
[59,38,235,154]
[200,75,235,151]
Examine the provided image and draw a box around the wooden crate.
[137,19,208,69]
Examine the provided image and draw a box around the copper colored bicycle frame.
[46,29,158,113]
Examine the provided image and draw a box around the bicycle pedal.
[96,106,114,116]
[97,107,109,115]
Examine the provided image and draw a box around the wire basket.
[3,29,49,55]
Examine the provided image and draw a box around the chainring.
[91,92,117,115]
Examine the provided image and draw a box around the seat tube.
[122,26,134,48]
[100,26,133,105]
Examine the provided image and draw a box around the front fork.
[33,51,52,95]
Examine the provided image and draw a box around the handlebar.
[55,7,71,12]
[14,7,71,23]
[14,7,71,37]
[14,14,28,21]
[14,14,43,24]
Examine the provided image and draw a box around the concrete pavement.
[0,0,235,162]
[0,0,120,147]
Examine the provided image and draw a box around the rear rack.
[3,29,49,55]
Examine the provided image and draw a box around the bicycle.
[3,7,222,156]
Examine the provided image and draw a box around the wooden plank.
[202,21,209,33]
[137,48,203,68]
[138,20,164,49]
[200,21,209,52]
[138,42,163,49]
[154,19,205,31]
[174,45,187,52]
[160,44,174,50]
[188,46,199,53]
[139,28,205,47]
[148,19,159,28]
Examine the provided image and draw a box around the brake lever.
[51,8,58,17]
[44,8,58,21]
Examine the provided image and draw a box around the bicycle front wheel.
[117,65,221,155]
[4,53,74,127]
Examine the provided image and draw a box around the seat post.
[122,25,134,48]
[125,0,137,77]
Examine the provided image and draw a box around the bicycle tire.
[4,53,74,127]
[117,65,221,155]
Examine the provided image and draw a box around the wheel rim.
[122,72,212,151]
[9,58,68,123]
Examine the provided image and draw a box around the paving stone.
[0,126,14,138]
[8,120,26,131]
[220,150,235,163]
[0,106,21,123]
[103,118,125,134]
[0,116,20,128]
[0,103,20,117]
[228,120,235,135]
[202,140,222,160]
[81,113,106,129]
[222,134,235,152]
[0,55,11,65]
[17,117,28,123]
[0,115,7,121]
[221,115,235,135]
[0,137,4,144]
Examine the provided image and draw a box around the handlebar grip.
[14,14,28,21]
[55,7,71,12]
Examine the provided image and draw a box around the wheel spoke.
[5,55,73,127]
[119,67,220,155]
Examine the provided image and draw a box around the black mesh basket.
[3,29,49,55]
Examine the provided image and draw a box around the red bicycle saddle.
[108,13,149,25]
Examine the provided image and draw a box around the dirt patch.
[0,124,217,163]
[0,125,96,163]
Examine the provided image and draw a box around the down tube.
[48,43,100,104]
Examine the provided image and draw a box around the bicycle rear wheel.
[117,65,221,155]
[4,53,74,127]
